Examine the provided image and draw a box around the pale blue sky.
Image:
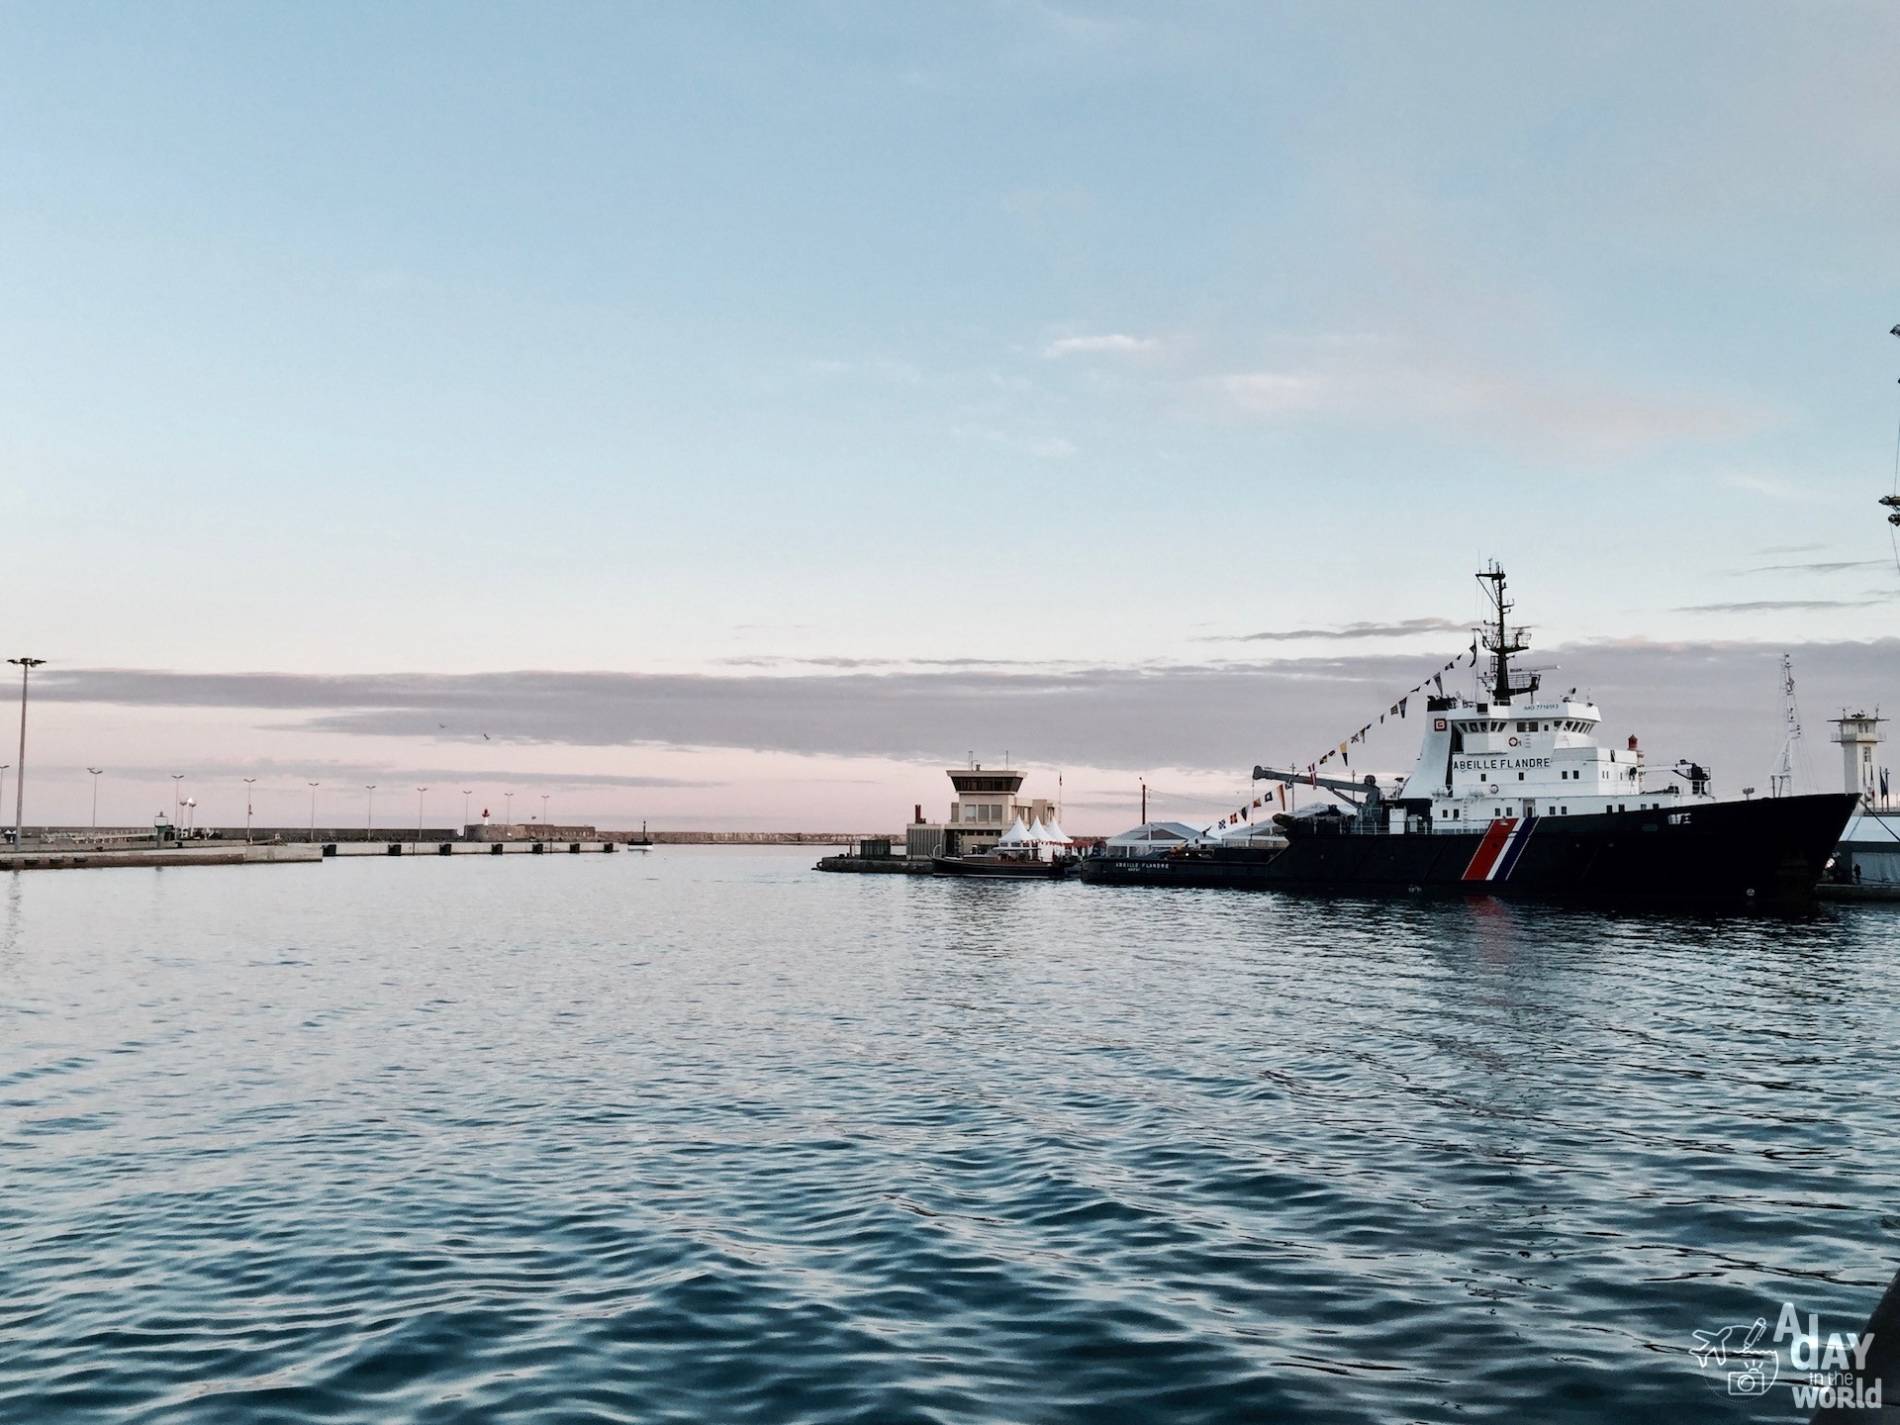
[3,2,1897,826]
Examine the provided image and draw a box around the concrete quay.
[326,839,622,857]
[0,843,322,871]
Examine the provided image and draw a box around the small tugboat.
[932,817,1075,879]
[1079,564,1859,911]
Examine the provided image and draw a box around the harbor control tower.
[904,765,1059,858]
[1831,709,1887,807]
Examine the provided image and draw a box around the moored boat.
[932,850,1074,879]
[1079,565,1858,911]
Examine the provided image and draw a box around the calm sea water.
[2,847,1896,1424]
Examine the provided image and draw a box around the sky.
[2,1,1897,832]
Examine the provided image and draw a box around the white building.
[904,766,1061,858]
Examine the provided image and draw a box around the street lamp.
[462,789,472,830]
[87,768,103,838]
[8,657,46,850]
[171,773,184,828]
[307,781,320,842]
[242,778,257,844]
[415,786,428,851]
[504,790,515,828]
[365,785,377,842]
[541,792,550,826]
[184,797,197,835]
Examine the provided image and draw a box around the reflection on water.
[0,849,1894,1424]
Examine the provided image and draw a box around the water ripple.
[0,851,1895,1423]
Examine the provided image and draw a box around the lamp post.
[415,786,428,852]
[541,792,550,826]
[171,773,184,828]
[87,768,103,839]
[307,781,320,842]
[462,789,472,831]
[243,778,257,844]
[504,790,515,836]
[8,657,46,850]
[184,797,197,835]
[365,785,376,842]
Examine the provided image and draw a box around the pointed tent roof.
[996,816,1031,846]
[1027,816,1051,842]
[1042,817,1073,844]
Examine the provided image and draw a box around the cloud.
[1042,332,1158,359]
[1211,351,1763,457]
[1721,471,1807,500]
[37,638,1900,783]
[1030,436,1077,460]
[1674,599,1887,614]
[71,758,715,790]
[1215,370,1331,415]
[1740,559,1888,575]
[1209,617,1468,643]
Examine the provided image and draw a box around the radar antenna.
[1476,562,1538,704]
[1770,653,1803,798]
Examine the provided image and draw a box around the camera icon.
[1728,1358,1778,1395]
[1693,1317,1779,1398]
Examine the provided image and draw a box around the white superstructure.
[1391,694,1693,828]
[1372,564,1716,831]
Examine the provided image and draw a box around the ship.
[931,850,1074,879]
[1078,565,1859,911]
[932,817,1076,878]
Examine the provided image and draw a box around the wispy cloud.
[75,758,715,790]
[1675,599,1886,614]
[1721,471,1808,500]
[1739,559,1888,575]
[1210,348,1764,457]
[1041,332,1158,359]
[1207,617,1468,643]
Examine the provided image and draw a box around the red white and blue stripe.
[1462,816,1537,882]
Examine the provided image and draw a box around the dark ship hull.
[1077,792,1858,911]
[932,854,1074,880]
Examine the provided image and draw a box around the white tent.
[996,817,1032,847]
[1216,816,1286,847]
[1103,821,1213,858]
[1027,816,1051,842]
[1042,817,1073,845]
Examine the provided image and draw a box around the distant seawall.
[12,826,885,848]
[644,831,882,845]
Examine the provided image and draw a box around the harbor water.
[2,847,1896,1423]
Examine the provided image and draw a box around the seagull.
[482,732,491,741]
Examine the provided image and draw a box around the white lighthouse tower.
[1830,709,1886,807]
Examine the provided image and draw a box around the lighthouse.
[1830,709,1887,807]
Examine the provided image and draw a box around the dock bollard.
[532,842,545,855]
[438,843,452,855]
[490,843,504,855]
[386,842,403,856]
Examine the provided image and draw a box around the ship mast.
[1476,562,1534,704]
[1770,652,1803,798]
